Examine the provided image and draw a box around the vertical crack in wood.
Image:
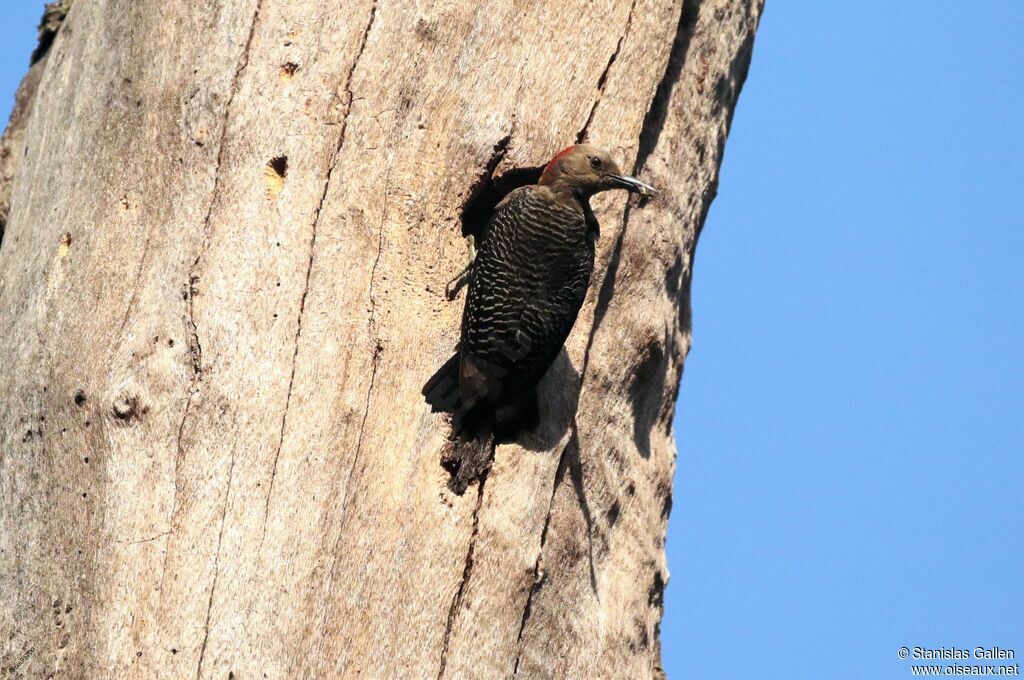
[512,435,573,676]
[436,469,489,679]
[328,163,391,531]
[194,451,237,679]
[160,0,264,615]
[115,221,157,339]
[311,189,388,651]
[592,0,760,355]
[512,0,736,671]
[484,133,512,177]
[576,0,639,144]
[574,0,762,671]
[634,0,700,171]
[505,0,652,644]
[584,0,699,361]
[259,0,378,549]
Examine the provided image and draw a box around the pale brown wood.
[0,1,72,242]
[0,0,762,677]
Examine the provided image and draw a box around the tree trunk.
[0,0,761,677]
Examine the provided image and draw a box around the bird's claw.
[444,236,477,300]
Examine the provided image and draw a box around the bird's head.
[538,144,656,199]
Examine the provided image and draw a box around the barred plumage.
[423,144,656,443]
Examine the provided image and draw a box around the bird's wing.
[458,188,533,404]
[509,251,591,385]
[459,187,590,401]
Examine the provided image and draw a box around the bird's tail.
[422,352,489,439]
[422,353,461,412]
[423,354,495,492]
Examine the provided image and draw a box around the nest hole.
[459,165,543,238]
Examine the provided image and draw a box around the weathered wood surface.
[0,1,72,242]
[0,0,761,677]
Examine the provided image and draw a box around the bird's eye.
[589,156,603,169]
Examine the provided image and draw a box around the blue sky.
[2,3,1021,679]
[0,8,36,115]
[665,2,1023,678]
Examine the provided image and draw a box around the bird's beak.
[607,173,658,197]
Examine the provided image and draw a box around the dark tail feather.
[422,353,461,412]
[423,353,493,440]
[425,354,494,493]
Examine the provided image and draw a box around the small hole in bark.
[57,232,72,258]
[74,390,87,406]
[606,500,621,527]
[264,156,289,200]
[268,156,288,177]
[279,62,299,80]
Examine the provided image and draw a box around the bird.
[423,144,656,447]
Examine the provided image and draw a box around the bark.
[0,2,73,243]
[0,0,761,677]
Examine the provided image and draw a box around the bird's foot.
[444,236,477,300]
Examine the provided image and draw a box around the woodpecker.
[423,144,656,443]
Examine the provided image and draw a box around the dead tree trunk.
[0,1,761,677]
